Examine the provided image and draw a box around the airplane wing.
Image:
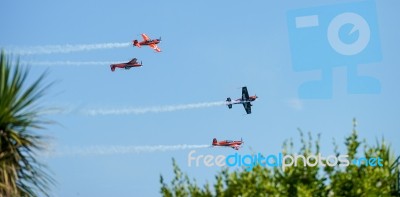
[231,145,240,150]
[128,58,137,64]
[242,87,250,100]
[141,34,150,41]
[149,44,161,52]
[243,102,252,114]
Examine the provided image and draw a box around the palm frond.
[0,50,55,197]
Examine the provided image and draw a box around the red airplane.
[110,58,142,72]
[133,33,161,52]
[212,138,243,150]
[226,86,258,114]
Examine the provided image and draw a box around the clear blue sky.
[1,0,399,196]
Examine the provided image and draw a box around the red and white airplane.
[226,86,258,114]
[212,138,243,150]
[110,58,142,72]
[133,33,161,52]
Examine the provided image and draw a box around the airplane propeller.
[254,94,259,100]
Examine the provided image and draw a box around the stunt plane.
[110,58,142,72]
[212,138,243,150]
[226,86,258,114]
[133,33,161,52]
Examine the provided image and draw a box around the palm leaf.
[0,51,54,197]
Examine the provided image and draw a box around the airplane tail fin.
[133,40,140,47]
[226,97,232,109]
[212,138,217,145]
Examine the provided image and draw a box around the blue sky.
[1,0,400,196]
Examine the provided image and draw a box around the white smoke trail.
[48,144,210,157]
[7,42,131,55]
[21,60,122,67]
[83,101,227,116]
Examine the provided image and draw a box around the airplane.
[212,138,243,150]
[226,86,258,114]
[110,58,142,72]
[133,33,162,52]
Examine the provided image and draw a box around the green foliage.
[0,51,54,196]
[160,159,213,197]
[160,119,399,197]
[327,119,396,197]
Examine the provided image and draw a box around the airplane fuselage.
[134,39,160,47]
[140,39,160,46]
[110,63,141,71]
[212,138,243,150]
[111,63,141,67]
[230,96,257,105]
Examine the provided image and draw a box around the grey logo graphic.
[287,0,382,99]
